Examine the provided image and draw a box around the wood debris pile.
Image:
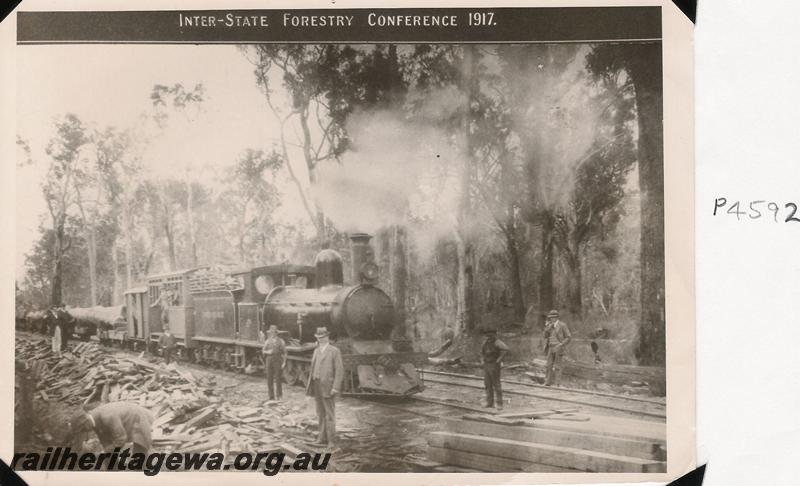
[16,337,319,456]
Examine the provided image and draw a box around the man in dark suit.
[480,328,509,410]
[68,401,154,454]
[305,327,344,448]
[262,325,287,400]
[158,325,177,365]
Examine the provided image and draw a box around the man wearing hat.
[262,325,287,400]
[543,309,572,386]
[480,328,509,410]
[158,325,177,365]
[305,327,344,447]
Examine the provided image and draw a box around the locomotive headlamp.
[360,262,379,283]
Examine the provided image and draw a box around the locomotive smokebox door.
[359,261,380,285]
[349,233,375,284]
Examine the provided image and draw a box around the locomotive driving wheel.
[283,360,299,386]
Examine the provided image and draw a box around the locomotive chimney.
[349,233,374,284]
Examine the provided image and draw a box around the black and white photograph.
[6,3,695,482]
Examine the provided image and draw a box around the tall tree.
[151,83,206,268]
[240,46,352,241]
[218,149,282,264]
[587,42,665,365]
[94,126,142,300]
[553,71,637,316]
[470,61,528,321]
[497,44,582,320]
[41,114,91,305]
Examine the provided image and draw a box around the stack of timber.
[16,337,319,456]
[427,408,667,473]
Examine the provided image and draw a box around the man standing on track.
[543,309,572,386]
[306,327,343,448]
[480,328,509,410]
[262,325,287,401]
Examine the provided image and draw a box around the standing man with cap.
[262,325,287,401]
[68,402,154,454]
[480,328,509,410]
[158,325,176,365]
[543,309,572,386]
[306,327,344,448]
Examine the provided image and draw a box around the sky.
[16,44,309,279]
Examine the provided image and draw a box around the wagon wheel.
[283,360,298,386]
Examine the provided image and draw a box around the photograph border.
[0,0,694,484]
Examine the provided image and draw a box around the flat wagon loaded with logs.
[119,233,427,397]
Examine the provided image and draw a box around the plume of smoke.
[501,45,602,210]
[315,108,462,247]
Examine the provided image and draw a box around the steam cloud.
[315,104,462,252]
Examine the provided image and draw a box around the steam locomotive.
[116,234,427,397]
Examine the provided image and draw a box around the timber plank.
[428,432,665,473]
[532,414,666,443]
[427,446,579,473]
[443,418,665,461]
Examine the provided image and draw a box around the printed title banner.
[17,7,661,43]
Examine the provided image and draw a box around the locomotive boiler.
[261,234,426,396]
[125,233,426,397]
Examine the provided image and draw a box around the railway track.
[418,368,666,420]
[361,394,496,421]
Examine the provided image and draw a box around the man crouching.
[68,401,154,454]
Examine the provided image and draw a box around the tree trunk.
[538,214,556,319]
[391,226,408,327]
[187,179,198,267]
[628,44,665,366]
[564,250,582,317]
[165,221,177,271]
[454,44,477,334]
[124,207,135,288]
[239,234,247,265]
[51,217,66,306]
[298,104,327,242]
[503,226,526,320]
[112,243,121,305]
[86,225,98,306]
[454,231,474,334]
[159,185,178,270]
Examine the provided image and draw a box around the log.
[427,446,579,473]
[428,432,666,473]
[427,356,462,365]
[530,358,666,389]
[443,418,665,461]
[67,306,124,329]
